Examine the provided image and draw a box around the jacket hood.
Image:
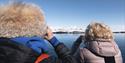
[85,38,119,57]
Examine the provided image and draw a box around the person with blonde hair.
[72,22,123,63]
[0,2,47,38]
[0,2,51,63]
[0,2,77,63]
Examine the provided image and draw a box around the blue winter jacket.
[11,36,50,54]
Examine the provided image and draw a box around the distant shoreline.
[53,31,125,34]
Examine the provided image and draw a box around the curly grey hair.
[85,22,113,42]
[0,2,47,38]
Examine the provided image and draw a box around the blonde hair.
[85,22,113,41]
[0,2,47,38]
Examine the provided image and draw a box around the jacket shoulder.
[0,38,39,63]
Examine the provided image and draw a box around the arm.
[48,36,77,63]
[44,27,77,63]
[74,49,85,63]
[71,35,84,55]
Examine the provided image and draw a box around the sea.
[46,33,125,62]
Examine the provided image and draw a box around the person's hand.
[44,27,54,41]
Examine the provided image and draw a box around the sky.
[0,0,125,31]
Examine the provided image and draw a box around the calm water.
[47,33,125,62]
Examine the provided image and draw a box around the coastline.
[53,31,125,34]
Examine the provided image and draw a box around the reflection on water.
[114,33,125,62]
[47,33,125,62]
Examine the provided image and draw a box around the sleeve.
[71,36,83,55]
[49,36,77,63]
[74,49,84,63]
[49,36,60,47]
[54,43,77,63]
